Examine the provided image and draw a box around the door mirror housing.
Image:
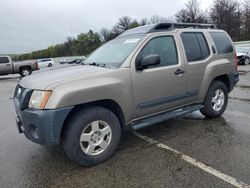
[137,55,161,70]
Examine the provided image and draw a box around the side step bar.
[130,105,204,130]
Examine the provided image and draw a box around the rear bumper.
[237,56,248,65]
[228,71,239,92]
[15,101,73,146]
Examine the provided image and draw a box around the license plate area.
[16,116,24,133]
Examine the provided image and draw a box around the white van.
[37,58,55,68]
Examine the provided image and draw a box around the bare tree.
[175,0,207,23]
[242,0,250,40]
[150,15,171,24]
[210,0,242,41]
[113,16,133,33]
[140,18,149,25]
[100,28,110,42]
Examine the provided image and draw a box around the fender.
[45,77,134,122]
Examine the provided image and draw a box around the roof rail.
[148,23,217,33]
[174,23,216,29]
[119,22,217,37]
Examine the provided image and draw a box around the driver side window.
[137,36,178,69]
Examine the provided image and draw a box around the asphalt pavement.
[0,64,250,188]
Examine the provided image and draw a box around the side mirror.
[137,55,160,70]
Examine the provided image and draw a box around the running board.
[130,105,204,130]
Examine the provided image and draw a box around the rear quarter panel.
[197,57,236,102]
[197,30,236,102]
[13,61,37,73]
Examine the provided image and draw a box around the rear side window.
[0,57,9,64]
[196,33,210,58]
[39,59,50,62]
[181,33,210,62]
[210,32,233,54]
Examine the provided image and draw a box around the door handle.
[175,69,185,75]
[6,64,11,66]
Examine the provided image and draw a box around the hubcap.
[212,89,225,112]
[246,59,250,65]
[80,120,112,156]
[23,70,30,76]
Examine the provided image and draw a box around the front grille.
[14,85,33,110]
[15,85,25,101]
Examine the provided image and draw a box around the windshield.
[84,36,144,67]
[236,47,250,54]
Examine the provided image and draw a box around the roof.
[119,23,217,37]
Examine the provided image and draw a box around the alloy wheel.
[212,89,225,111]
[80,120,112,156]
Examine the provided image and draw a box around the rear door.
[38,59,49,67]
[0,57,12,75]
[180,32,211,103]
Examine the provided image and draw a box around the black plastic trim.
[138,90,199,109]
[131,104,204,130]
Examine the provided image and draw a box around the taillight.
[234,52,238,70]
[35,61,39,70]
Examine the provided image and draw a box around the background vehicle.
[68,59,84,64]
[236,47,250,65]
[60,58,84,64]
[59,58,73,64]
[0,56,39,76]
[37,58,55,68]
[14,23,239,166]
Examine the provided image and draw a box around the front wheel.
[244,58,250,65]
[200,81,228,118]
[62,106,121,166]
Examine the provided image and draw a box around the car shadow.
[0,75,21,81]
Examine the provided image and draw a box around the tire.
[244,58,250,65]
[48,63,52,67]
[19,67,31,77]
[62,106,121,166]
[200,81,228,118]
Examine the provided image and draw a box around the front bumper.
[14,85,73,146]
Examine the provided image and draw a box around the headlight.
[28,90,52,109]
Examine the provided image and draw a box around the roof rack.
[119,23,217,37]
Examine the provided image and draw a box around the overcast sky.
[0,0,213,54]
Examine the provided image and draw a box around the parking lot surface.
[0,64,250,188]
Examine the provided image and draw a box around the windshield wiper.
[88,62,107,67]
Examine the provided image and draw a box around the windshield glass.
[84,35,144,67]
[236,47,250,54]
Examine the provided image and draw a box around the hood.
[20,65,113,90]
[236,52,247,57]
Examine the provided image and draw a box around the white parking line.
[133,132,250,188]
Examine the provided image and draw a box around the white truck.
[0,56,39,76]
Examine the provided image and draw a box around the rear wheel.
[48,63,52,67]
[62,106,121,166]
[19,67,31,77]
[200,81,228,118]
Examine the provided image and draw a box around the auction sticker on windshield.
[124,38,140,43]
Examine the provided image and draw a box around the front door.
[131,35,188,118]
[0,57,12,75]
